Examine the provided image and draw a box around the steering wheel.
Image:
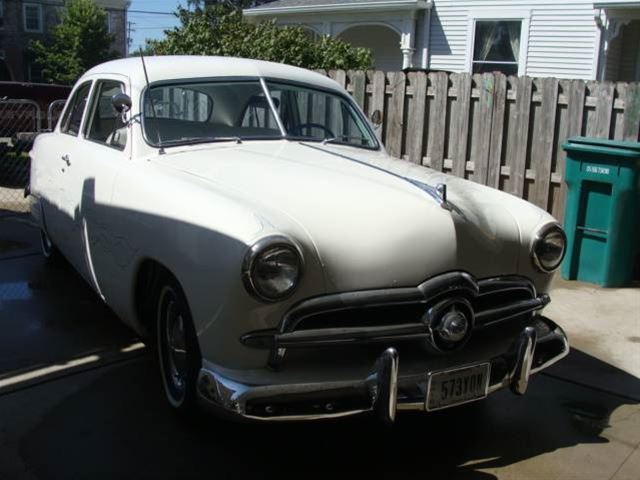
[293,123,335,138]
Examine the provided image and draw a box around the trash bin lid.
[563,136,640,158]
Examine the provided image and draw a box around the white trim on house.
[23,2,43,33]
[465,9,531,77]
[246,0,640,80]
[245,0,431,16]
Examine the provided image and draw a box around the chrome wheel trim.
[157,286,188,407]
[40,229,53,258]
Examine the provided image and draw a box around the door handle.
[61,154,71,166]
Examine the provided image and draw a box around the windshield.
[264,81,377,149]
[142,79,378,150]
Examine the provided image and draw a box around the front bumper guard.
[197,316,568,423]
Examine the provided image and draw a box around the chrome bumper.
[197,315,569,423]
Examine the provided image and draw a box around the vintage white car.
[29,56,569,423]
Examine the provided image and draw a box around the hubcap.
[436,308,469,343]
[158,287,188,404]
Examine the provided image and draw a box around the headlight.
[532,224,566,273]
[242,236,303,302]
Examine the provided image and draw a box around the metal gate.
[0,98,66,216]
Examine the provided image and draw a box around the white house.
[244,0,640,80]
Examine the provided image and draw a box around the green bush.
[29,0,116,85]
[146,5,372,70]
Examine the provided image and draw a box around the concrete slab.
[546,278,640,400]
[0,216,137,380]
[0,355,637,479]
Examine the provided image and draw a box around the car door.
[64,75,132,299]
[42,80,93,266]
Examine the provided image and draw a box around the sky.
[128,0,187,53]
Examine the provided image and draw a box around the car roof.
[82,55,344,93]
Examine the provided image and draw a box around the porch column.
[400,15,417,70]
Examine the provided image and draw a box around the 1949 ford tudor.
[29,56,569,423]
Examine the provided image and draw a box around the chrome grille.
[240,273,550,366]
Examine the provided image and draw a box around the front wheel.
[155,273,202,414]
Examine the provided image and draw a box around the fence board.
[594,81,614,138]
[370,70,386,140]
[351,70,366,111]
[487,74,507,189]
[407,72,427,164]
[385,71,406,158]
[509,76,533,197]
[329,70,346,88]
[622,83,640,141]
[554,79,586,221]
[531,77,559,210]
[472,74,493,184]
[428,72,448,171]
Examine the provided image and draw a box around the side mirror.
[370,109,383,127]
[112,92,132,114]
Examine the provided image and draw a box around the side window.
[86,80,127,150]
[60,82,92,136]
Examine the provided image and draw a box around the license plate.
[426,363,490,411]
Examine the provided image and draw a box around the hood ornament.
[436,183,448,208]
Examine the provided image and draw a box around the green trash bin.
[561,137,640,287]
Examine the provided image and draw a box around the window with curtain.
[23,3,43,32]
[472,20,521,76]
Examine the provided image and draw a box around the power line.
[128,9,176,15]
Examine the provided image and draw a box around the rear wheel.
[154,272,202,414]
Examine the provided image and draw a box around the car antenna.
[139,48,164,154]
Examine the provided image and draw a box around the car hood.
[152,141,549,291]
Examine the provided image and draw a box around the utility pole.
[126,20,135,56]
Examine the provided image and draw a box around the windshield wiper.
[159,136,243,147]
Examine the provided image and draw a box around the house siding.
[428,0,599,79]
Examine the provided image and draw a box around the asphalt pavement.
[0,214,638,479]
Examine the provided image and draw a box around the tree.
[29,0,116,85]
[146,5,372,70]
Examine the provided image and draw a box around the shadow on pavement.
[17,347,639,479]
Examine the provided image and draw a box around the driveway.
[0,215,638,479]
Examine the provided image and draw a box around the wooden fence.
[320,70,640,221]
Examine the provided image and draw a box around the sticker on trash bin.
[585,165,611,175]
